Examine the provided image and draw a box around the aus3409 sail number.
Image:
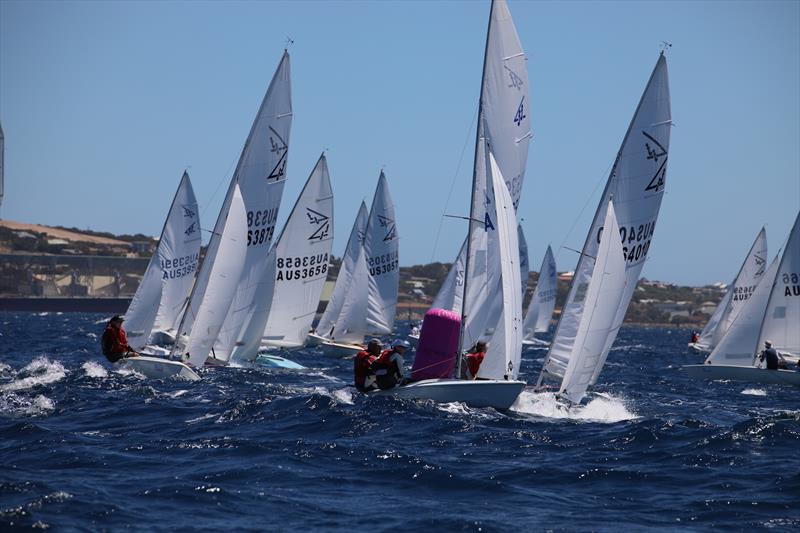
[597,220,656,264]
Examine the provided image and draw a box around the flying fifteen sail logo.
[754,254,766,276]
[378,215,397,242]
[306,208,330,242]
[267,126,288,181]
[643,131,668,192]
[184,222,197,236]
[182,206,197,218]
[504,65,524,91]
[514,97,526,126]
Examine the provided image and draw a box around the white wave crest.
[511,390,638,423]
[742,388,767,396]
[310,386,354,405]
[0,357,67,392]
[82,361,108,378]
[0,393,55,416]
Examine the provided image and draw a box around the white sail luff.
[124,253,164,350]
[476,150,523,380]
[364,171,399,334]
[186,186,249,368]
[558,201,626,404]
[431,237,467,314]
[332,244,369,345]
[522,244,557,339]
[316,202,369,338]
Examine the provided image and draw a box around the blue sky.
[1,0,798,286]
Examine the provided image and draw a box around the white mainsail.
[125,172,201,349]
[558,201,626,404]
[260,154,334,348]
[364,171,399,334]
[178,51,292,360]
[475,149,523,380]
[315,201,369,338]
[758,212,800,357]
[705,256,780,367]
[539,53,671,388]
[710,228,768,347]
[432,0,531,316]
[522,244,557,338]
[185,185,248,368]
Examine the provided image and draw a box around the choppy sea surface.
[1,312,798,531]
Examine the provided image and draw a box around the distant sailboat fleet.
[68,0,795,404]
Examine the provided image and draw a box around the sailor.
[690,331,700,344]
[372,339,410,390]
[354,339,382,392]
[759,340,780,370]
[100,315,139,363]
[410,324,420,337]
[460,341,487,380]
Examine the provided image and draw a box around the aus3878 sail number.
[597,220,656,264]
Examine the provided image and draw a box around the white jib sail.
[758,212,800,357]
[558,201,626,404]
[364,171,399,334]
[705,256,781,367]
[431,237,467,315]
[476,149,523,380]
[709,228,768,348]
[185,185,248,368]
[261,154,334,348]
[522,244,557,339]
[125,172,201,349]
[331,243,370,345]
[696,285,732,350]
[540,53,671,385]
[179,51,292,359]
[315,201,368,338]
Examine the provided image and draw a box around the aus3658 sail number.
[597,220,656,264]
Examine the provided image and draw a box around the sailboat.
[688,228,767,354]
[536,52,672,405]
[365,171,400,335]
[123,184,248,381]
[521,244,557,346]
[307,202,370,357]
[684,212,800,386]
[172,50,293,366]
[115,172,201,381]
[227,153,334,366]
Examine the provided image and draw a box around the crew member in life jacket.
[460,341,487,380]
[690,331,700,344]
[101,315,139,363]
[371,339,410,390]
[354,339,383,392]
[759,340,782,370]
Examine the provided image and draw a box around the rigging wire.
[429,106,479,263]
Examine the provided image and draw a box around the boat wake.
[82,361,108,378]
[511,390,638,423]
[741,388,767,396]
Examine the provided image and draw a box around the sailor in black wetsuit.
[759,340,780,370]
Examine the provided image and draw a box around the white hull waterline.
[687,342,710,354]
[305,332,326,347]
[255,354,306,369]
[684,364,800,386]
[320,340,363,358]
[119,356,200,381]
[373,379,525,409]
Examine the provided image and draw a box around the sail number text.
[276,253,329,281]
[368,251,399,277]
[247,208,278,248]
[782,272,800,297]
[597,220,656,264]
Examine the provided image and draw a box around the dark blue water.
[1,312,798,531]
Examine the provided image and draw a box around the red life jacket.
[354,350,376,391]
[101,324,129,357]
[465,351,485,378]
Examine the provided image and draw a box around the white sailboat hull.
[374,378,525,409]
[305,332,327,347]
[120,355,200,381]
[319,340,363,358]
[687,342,710,354]
[684,364,800,386]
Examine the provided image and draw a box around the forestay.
[260,154,334,348]
[522,244,557,339]
[709,228,768,348]
[125,172,201,349]
[558,201,626,404]
[178,51,292,361]
[475,150,523,380]
[185,185,249,368]
[315,202,368,339]
[364,171,399,334]
[705,256,780,367]
[540,53,671,386]
[758,212,800,357]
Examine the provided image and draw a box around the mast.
[457,0,496,378]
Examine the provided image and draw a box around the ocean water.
[1,312,798,531]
